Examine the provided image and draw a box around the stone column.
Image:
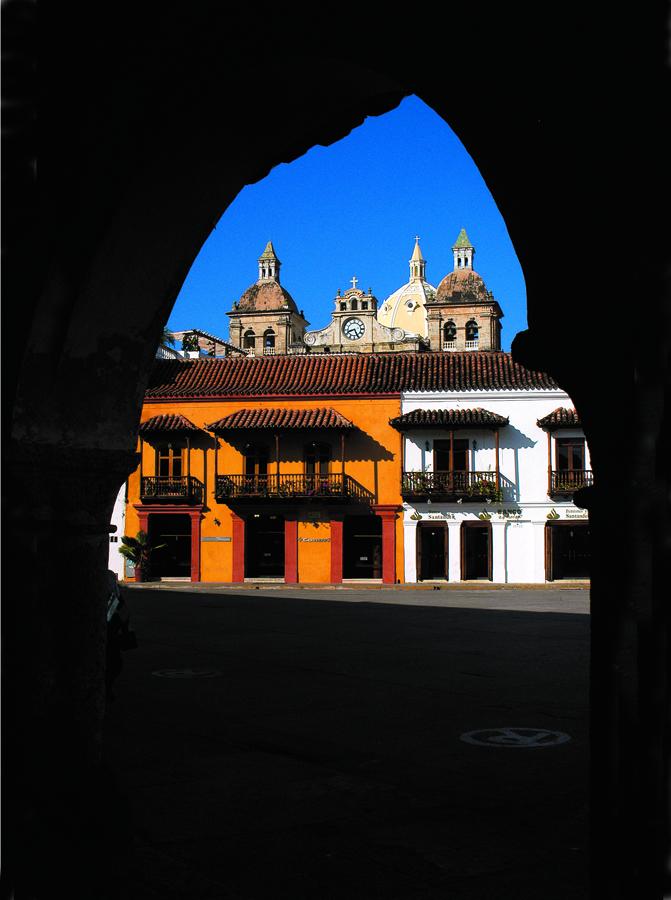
[5,443,139,898]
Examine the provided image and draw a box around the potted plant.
[118,530,166,582]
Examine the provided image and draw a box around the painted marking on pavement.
[460,727,571,748]
[152,668,221,679]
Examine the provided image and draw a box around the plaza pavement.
[105,585,590,899]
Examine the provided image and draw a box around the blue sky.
[168,95,527,351]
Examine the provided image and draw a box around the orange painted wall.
[124,396,404,583]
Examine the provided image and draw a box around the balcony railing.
[465,340,479,350]
[141,476,204,503]
[215,473,373,503]
[442,340,457,351]
[550,469,593,495]
[402,470,501,501]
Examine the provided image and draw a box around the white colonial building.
[394,388,592,584]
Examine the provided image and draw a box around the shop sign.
[566,509,589,519]
[298,537,330,543]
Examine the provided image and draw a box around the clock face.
[343,317,365,340]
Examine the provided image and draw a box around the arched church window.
[351,298,358,311]
[361,301,368,310]
[465,320,479,347]
[264,330,275,348]
[243,330,256,349]
[340,301,347,311]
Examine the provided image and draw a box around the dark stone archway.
[3,5,667,898]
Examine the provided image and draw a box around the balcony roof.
[389,408,509,430]
[139,413,201,433]
[206,407,355,432]
[536,407,581,430]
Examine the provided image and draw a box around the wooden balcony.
[140,476,204,504]
[215,473,373,503]
[549,469,594,496]
[402,470,501,502]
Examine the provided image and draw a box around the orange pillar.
[285,517,298,583]
[330,517,343,583]
[231,512,245,583]
[373,504,401,585]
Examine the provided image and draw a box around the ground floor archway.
[245,514,285,579]
[343,514,382,580]
[545,521,591,581]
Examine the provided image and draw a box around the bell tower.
[226,241,309,355]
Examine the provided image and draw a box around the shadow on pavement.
[105,588,589,899]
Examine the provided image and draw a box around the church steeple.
[258,241,281,282]
[452,228,475,270]
[409,236,427,281]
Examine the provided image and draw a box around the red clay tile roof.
[139,413,201,433]
[536,407,581,430]
[390,408,509,430]
[207,408,355,431]
[145,352,558,399]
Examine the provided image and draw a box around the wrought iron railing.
[215,473,373,503]
[141,476,204,503]
[401,470,501,500]
[550,469,593,494]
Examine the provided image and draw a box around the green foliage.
[119,530,167,577]
[181,333,199,352]
[162,327,176,347]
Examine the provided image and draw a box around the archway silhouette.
[4,6,667,899]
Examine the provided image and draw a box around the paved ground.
[105,587,590,899]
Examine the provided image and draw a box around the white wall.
[108,481,127,579]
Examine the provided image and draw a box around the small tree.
[118,530,166,582]
[162,327,176,347]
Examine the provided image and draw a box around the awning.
[207,407,355,432]
[139,413,201,433]
[389,408,509,430]
[536,407,581,430]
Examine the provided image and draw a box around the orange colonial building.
[125,353,406,584]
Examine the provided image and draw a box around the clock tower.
[303,277,426,353]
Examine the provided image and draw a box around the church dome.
[237,280,298,312]
[235,240,299,313]
[435,267,490,303]
[377,238,436,338]
[378,279,435,336]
